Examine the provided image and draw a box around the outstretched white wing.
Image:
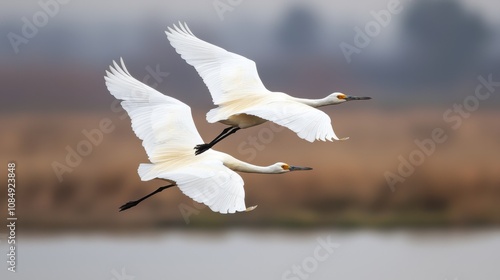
[143,160,247,214]
[105,58,204,162]
[165,22,269,105]
[106,59,248,214]
[242,100,340,142]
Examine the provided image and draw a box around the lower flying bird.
[105,59,312,214]
[166,23,371,155]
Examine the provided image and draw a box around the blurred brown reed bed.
[0,108,499,231]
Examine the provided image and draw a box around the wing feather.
[104,58,204,162]
[242,101,340,142]
[156,160,246,214]
[165,22,269,105]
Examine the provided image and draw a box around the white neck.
[292,96,338,108]
[222,155,279,174]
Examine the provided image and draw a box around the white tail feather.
[138,163,157,181]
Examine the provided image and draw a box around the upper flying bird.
[165,23,371,155]
[105,59,312,214]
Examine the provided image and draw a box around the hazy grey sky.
[2,0,499,24]
[1,0,499,111]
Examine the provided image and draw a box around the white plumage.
[165,23,371,154]
[105,59,312,214]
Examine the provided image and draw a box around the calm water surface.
[1,230,499,280]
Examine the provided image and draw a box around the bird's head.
[273,162,313,173]
[328,92,372,104]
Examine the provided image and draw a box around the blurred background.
[1,0,499,279]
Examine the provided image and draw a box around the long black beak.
[289,166,313,171]
[346,96,372,101]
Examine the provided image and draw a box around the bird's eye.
[338,94,346,100]
[281,164,290,170]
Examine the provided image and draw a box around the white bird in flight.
[105,59,312,214]
[165,23,371,155]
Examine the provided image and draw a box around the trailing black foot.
[119,184,176,212]
[119,200,140,212]
[194,127,241,156]
[194,143,212,155]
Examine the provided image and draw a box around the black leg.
[119,184,176,212]
[209,127,235,144]
[197,127,233,148]
[194,127,240,155]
